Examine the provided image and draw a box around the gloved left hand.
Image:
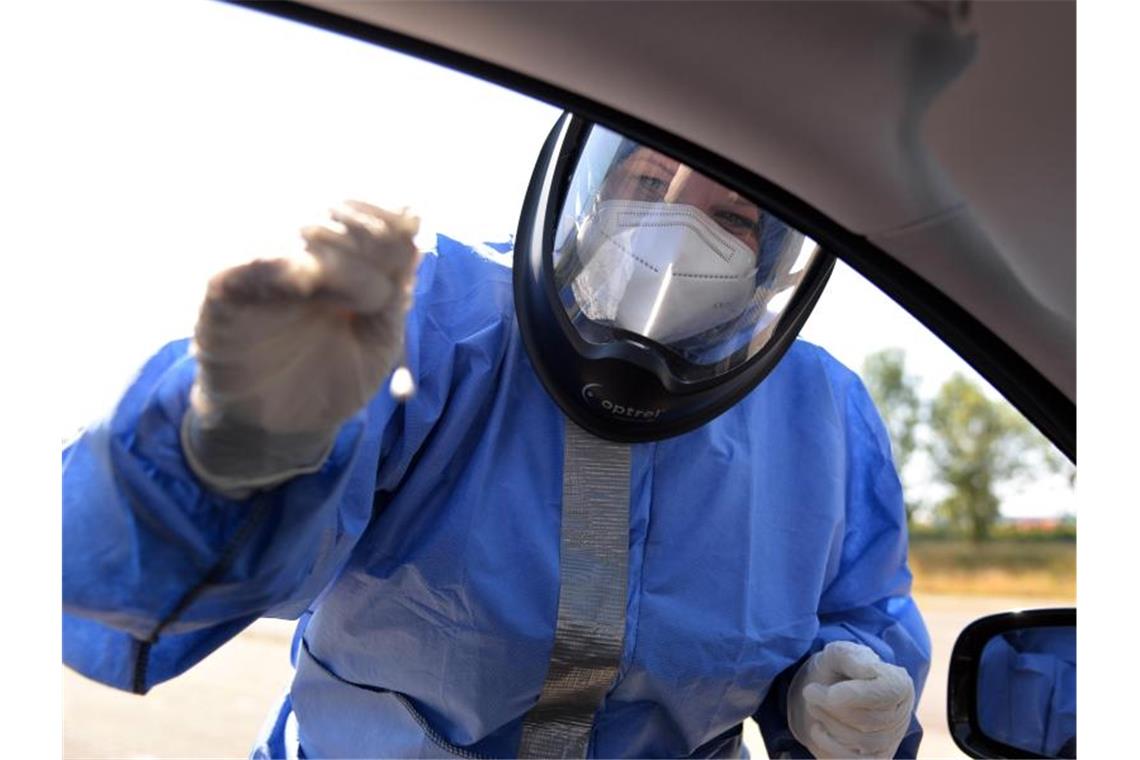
[787,641,915,759]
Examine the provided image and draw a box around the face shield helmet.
[514,116,835,441]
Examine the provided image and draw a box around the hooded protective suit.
[63,236,930,758]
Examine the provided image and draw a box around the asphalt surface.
[64,593,1073,759]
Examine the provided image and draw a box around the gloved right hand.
[181,200,421,497]
[787,641,915,759]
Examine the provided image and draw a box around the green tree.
[926,374,1050,542]
[862,349,923,522]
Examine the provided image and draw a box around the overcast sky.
[27,0,1072,517]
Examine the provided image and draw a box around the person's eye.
[637,174,669,196]
[714,210,757,230]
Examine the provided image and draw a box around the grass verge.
[908,539,1075,599]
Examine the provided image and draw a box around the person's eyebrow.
[634,155,679,174]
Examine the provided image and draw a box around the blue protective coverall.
[977,627,1076,757]
[63,236,931,758]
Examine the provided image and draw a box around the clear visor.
[552,125,822,380]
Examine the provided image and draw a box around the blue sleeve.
[755,362,932,758]
[62,247,477,694]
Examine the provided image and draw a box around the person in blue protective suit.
[63,116,931,759]
[976,627,1076,758]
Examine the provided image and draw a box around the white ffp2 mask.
[570,200,759,344]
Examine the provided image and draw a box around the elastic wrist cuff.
[180,409,338,499]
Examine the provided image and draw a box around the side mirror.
[948,609,1076,758]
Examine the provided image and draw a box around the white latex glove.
[787,641,915,759]
[181,200,420,496]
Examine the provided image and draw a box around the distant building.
[998,515,1076,533]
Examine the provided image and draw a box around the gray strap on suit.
[517,421,632,758]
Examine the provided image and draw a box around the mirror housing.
[948,608,1076,759]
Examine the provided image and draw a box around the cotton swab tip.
[389,366,415,401]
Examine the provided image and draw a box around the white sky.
[23,0,1072,517]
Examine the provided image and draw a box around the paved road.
[64,593,1072,759]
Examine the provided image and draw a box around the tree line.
[861,349,1074,542]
